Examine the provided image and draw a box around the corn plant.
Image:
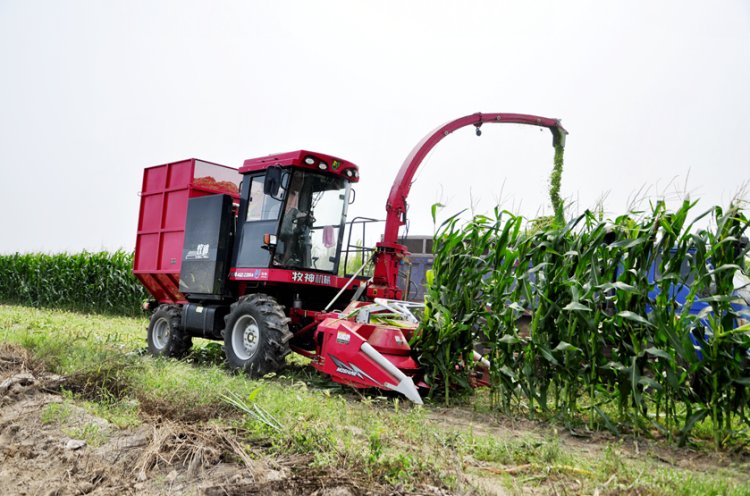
[0,250,147,316]
[416,210,491,403]
[414,200,750,448]
[684,205,750,447]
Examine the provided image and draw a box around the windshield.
[275,170,349,272]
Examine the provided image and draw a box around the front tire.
[223,294,292,376]
[147,305,192,358]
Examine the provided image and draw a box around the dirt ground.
[427,404,733,474]
[2,342,749,496]
[0,345,433,496]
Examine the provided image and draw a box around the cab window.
[246,175,282,221]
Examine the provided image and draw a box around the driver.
[277,174,311,266]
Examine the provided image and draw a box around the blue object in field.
[642,250,750,358]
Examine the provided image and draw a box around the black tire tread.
[222,293,292,376]
[147,304,192,358]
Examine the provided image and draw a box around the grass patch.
[469,433,566,466]
[63,423,108,448]
[77,397,141,429]
[40,401,73,425]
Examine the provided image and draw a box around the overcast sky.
[1,1,748,254]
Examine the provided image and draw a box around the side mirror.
[264,166,283,198]
[349,188,356,205]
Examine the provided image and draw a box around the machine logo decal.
[291,271,332,285]
[234,269,269,280]
[186,243,210,260]
[329,354,379,385]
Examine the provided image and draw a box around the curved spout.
[381,112,567,244]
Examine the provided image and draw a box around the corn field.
[0,251,147,316]
[416,201,750,448]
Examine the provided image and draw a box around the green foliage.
[41,402,73,425]
[549,144,565,227]
[78,398,141,429]
[0,250,147,316]
[416,200,750,448]
[63,423,108,447]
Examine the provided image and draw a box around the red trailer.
[134,159,241,303]
[134,113,567,403]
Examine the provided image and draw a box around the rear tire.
[147,305,192,358]
[223,294,292,376]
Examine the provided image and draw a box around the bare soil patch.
[0,344,402,496]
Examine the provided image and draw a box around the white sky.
[1,1,748,253]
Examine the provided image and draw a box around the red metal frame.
[371,112,567,298]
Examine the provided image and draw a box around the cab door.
[233,173,283,268]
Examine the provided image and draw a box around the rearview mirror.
[264,166,283,198]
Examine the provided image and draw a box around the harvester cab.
[233,151,357,278]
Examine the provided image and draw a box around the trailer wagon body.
[133,159,240,304]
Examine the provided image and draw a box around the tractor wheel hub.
[233,315,260,360]
[153,317,171,349]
